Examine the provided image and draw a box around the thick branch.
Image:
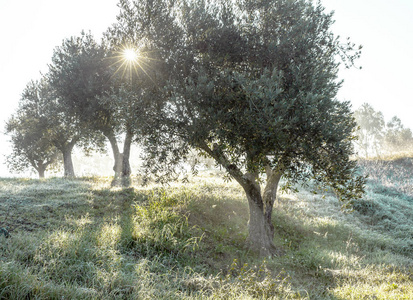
[197,140,247,187]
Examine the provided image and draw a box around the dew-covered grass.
[0,160,412,299]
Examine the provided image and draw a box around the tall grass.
[0,163,412,299]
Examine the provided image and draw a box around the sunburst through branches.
[123,48,138,62]
[110,44,155,82]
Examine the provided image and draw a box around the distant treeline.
[354,103,413,158]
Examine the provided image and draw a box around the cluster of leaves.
[132,0,365,203]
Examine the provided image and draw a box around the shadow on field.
[0,177,146,237]
[0,177,93,234]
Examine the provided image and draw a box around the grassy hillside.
[0,160,412,299]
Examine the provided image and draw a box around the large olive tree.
[118,0,365,255]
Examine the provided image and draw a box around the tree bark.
[197,141,283,256]
[262,168,283,236]
[31,160,45,179]
[38,165,46,179]
[121,128,133,178]
[106,128,133,186]
[106,131,122,177]
[242,175,280,256]
[62,142,76,178]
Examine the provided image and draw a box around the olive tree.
[104,3,179,184]
[5,80,60,178]
[6,77,85,178]
[47,32,121,178]
[21,77,90,178]
[119,0,365,255]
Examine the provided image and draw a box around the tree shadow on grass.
[0,179,151,298]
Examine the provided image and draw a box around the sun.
[110,44,156,82]
[123,48,138,62]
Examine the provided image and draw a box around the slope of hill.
[0,161,412,299]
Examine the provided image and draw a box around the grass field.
[0,158,412,299]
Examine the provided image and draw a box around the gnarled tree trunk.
[263,168,283,236]
[199,141,283,256]
[242,171,283,256]
[107,131,122,177]
[106,129,133,186]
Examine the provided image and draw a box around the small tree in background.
[354,103,413,157]
[118,0,366,255]
[17,76,96,178]
[383,116,413,153]
[354,103,385,157]
[5,80,60,178]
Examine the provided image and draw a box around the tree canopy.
[354,103,385,158]
[115,0,365,255]
[5,80,60,178]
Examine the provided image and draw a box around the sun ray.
[107,44,163,86]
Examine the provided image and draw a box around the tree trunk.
[262,168,283,236]
[197,141,283,256]
[62,143,75,178]
[106,131,122,177]
[32,160,46,179]
[38,165,46,179]
[243,181,279,256]
[106,129,133,186]
[121,129,133,178]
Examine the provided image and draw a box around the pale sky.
[0,0,412,176]
[322,0,413,126]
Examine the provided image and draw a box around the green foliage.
[220,259,294,299]
[353,159,413,256]
[130,188,203,257]
[123,0,365,203]
[47,32,107,150]
[5,80,61,178]
[48,32,110,124]
[7,72,98,177]
[383,116,413,153]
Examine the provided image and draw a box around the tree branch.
[197,140,248,188]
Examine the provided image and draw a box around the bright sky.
[322,0,413,126]
[0,0,412,176]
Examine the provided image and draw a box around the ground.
[0,159,412,299]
